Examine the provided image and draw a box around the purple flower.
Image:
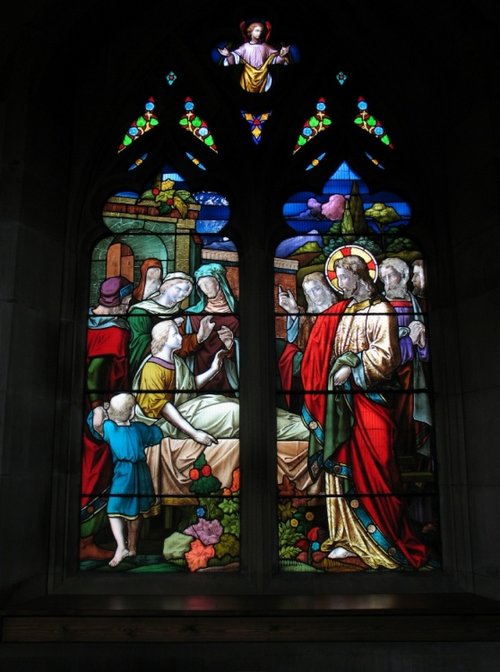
[184,517,223,545]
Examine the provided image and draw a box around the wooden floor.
[2,593,500,642]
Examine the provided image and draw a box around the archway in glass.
[81,164,241,573]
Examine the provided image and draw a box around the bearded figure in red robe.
[301,254,429,569]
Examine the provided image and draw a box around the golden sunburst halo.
[325,244,378,293]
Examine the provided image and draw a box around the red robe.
[300,300,428,568]
[187,313,239,392]
[81,325,129,512]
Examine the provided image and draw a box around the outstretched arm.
[217,325,234,351]
[195,349,227,389]
[333,365,353,386]
[160,401,218,446]
[196,314,216,343]
[91,404,109,437]
[278,285,299,313]
[278,286,302,344]
[218,46,235,64]
[276,45,290,63]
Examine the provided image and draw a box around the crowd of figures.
[82,258,306,568]
[276,253,437,569]
[81,248,438,571]
[82,260,242,566]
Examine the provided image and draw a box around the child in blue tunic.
[88,392,162,567]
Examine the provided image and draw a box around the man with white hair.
[379,257,432,466]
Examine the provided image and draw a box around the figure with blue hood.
[185,262,240,394]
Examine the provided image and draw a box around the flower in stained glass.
[179,97,218,153]
[165,71,177,86]
[354,97,393,148]
[118,97,159,153]
[293,98,332,154]
[241,110,272,145]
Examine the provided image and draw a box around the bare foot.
[328,546,357,560]
[80,536,114,561]
[109,548,130,567]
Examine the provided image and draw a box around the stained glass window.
[185,152,207,171]
[275,162,439,573]
[354,97,394,148]
[118,98,159,153]
[79,15,439,583]
[306,152,327,171]
[214,20,296,94]
[179,98,218,152]
[293,98,332,154]
[81,165,240,573]
[241,111,272,144]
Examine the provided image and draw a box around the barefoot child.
[88,392,162,567]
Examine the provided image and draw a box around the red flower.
[201,465,212,477]
[189,468,200,480]
[312,550,326,564]
[306,526,320,542]
[185,539,215,572]
[222,468,240,496]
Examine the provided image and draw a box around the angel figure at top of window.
[217,20,291,94]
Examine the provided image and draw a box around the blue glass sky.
[283,161,411,234]
[117,166,230,234]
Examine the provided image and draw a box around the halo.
[324,244,378,293]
